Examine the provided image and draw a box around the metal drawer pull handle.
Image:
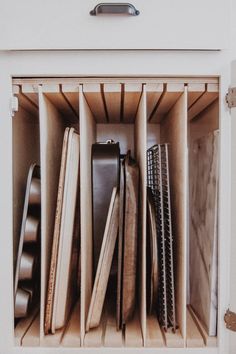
[90,3,140,16]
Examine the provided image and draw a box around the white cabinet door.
[0,0,228,50]
[229,60,236,354]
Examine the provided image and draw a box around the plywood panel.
[84,317,104,347]
[38,88,67,342]
[96,124,134,156]
[188,306,217,347]
[134,86,147,345]
[189,131,219,336]
[163,328,184,348]
[188,83,219,121]
[160,88,188,342]
[13,85,38,116]
[79,85,96,344]
[83,84,107,123]
[123,84,142,123]
[41,328,64,347]
[104,83,121,123]
[21,84,39,107]
[190,100,219,142]
[186,308,204,347]
[125,310,143,347]
[150,83,185,123]
[20,83,80,119]
[15,308,39,345]
[147,123,160,149]
[21,315,40,347]
[61,301,80,347]
[146,315,165,347]
[104,306,123,347]
[62,84,80,118]
[42,84,78,123]
[187,83,205,108]
[146,83,164,120]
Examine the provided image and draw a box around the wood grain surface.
[189,131,219,336]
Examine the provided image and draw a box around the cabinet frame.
[0,50,233,354]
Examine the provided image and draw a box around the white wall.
[230,0,236,55]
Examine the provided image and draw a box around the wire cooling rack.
[147,144,176,332]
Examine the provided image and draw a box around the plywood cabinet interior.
[11,77,220,351]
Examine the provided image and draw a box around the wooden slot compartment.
[15,308,39,346]
[21,315,40,347]
[148,83,185,123]
[145,84,219,349]
[83,83,143,124]
[13,94,40,346]
[188,83,219,121]
[38,88,80,347]
[146,87,188,348]
[187,306,217,347]
[13,78,220,350]
[80,85,147,347]
[188,93,219,346]
[160,88,188,347]
[13,88,81,347]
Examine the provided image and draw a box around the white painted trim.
[0,50,234,354]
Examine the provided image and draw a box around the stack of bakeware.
[147,144,176,332]
[14,164,41,319]
[88,146,139,332]
[91,141,120,274]
[45,127,80,334]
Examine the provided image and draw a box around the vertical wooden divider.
[134,85,147,346]
[38,86,67,344]
[79,85,96,345]
[160,87,188,345]
[13,104,40,345]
